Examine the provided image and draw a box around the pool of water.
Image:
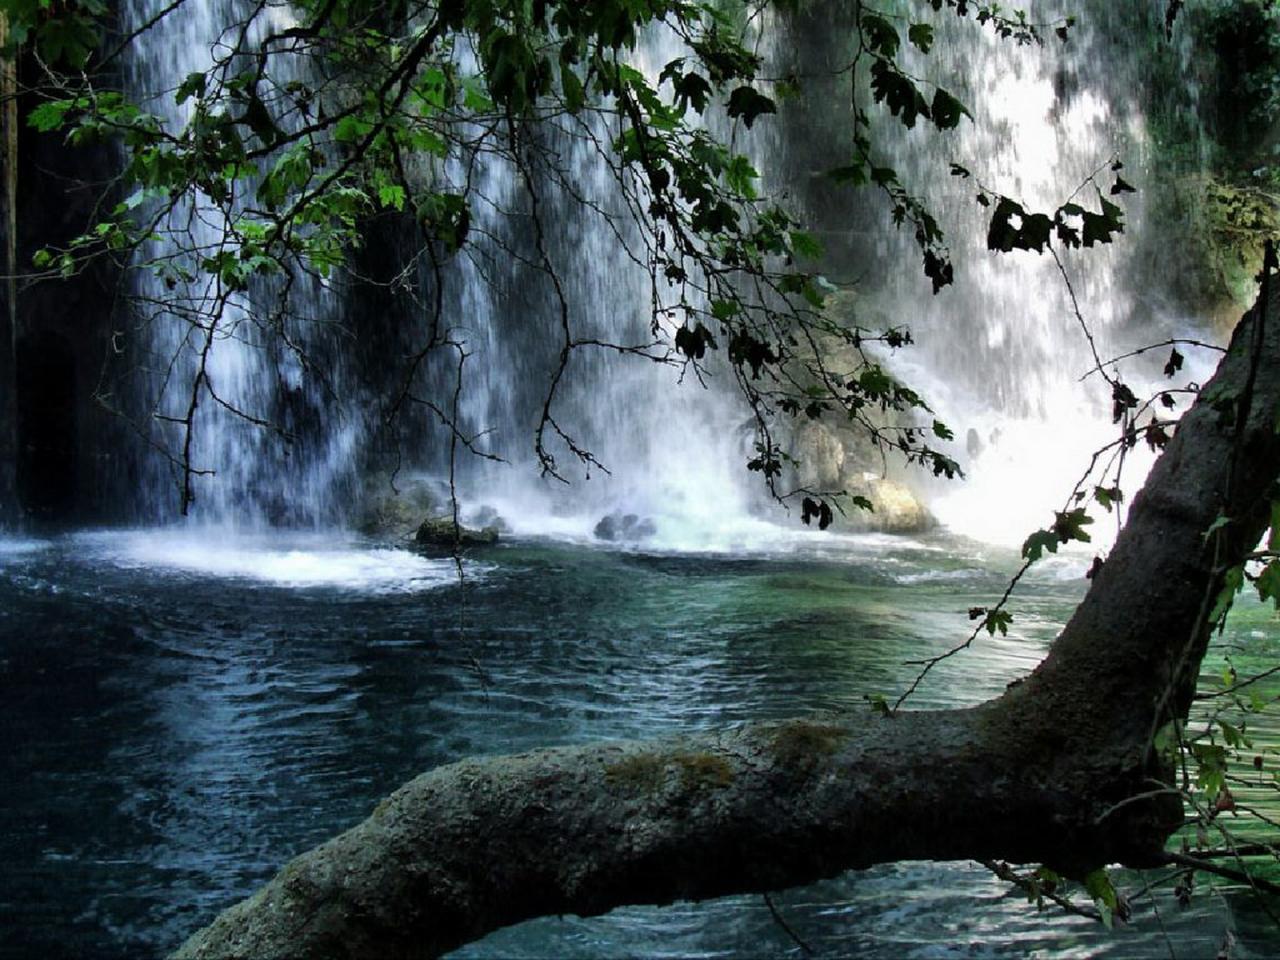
[0,528,1273,958]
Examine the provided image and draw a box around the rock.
[415,515,500,547]
[842,474,934,534]
[782,417,932,534]
[593,512,657,542]
[792,422,845,490]
[357,475,446,538]
[966,428,983,460]
[866,477,934,534]
[468,505,510,533]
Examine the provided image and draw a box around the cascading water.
[121,0,364,528]
[431,29,770,546]
[770,3,1222,545]
[113,1,1223,549]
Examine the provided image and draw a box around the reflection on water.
[0,529,1272,958]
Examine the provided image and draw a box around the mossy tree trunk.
[174,285,1280,959]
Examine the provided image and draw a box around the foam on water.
[72,530,469,593]
[0,539,50,560]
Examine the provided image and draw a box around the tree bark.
[0,13,17,523]
[173,284,1280,960]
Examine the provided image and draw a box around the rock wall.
[6,31,129,524]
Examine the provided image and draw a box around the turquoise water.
[0,529,1273,958]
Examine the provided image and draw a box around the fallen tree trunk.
[174,284,1280,959]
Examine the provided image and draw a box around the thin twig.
[762,893,813,957]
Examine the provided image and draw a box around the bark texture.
[0,14,16,523]
[174,286,1280,960]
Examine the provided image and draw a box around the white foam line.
[73,530,472,594]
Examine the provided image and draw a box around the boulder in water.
[415,515,500,547]
[469,504,510,533]
[593,512,657,542]
[357,475,447,538]
[859,476,934,534]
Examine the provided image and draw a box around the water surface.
[0,529,1273,958]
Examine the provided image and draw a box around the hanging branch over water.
[8,0,1010,517]
[171,285,1280,958]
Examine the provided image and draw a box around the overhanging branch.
[175,284,1280,959]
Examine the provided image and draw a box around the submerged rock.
[415,515,500,547]
[593,512,657,542]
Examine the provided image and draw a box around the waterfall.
[770,3,1221,545]
[432,29,767,544]
[120,0,364,528]
[110,1,1221,546]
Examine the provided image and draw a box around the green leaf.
[870,60,928,129]
[908,23,935,53]
[862,14,900,57]
[1093,486,1122,513]
[788,230,823,260]
[726,85,776,129]
[668,68,712,114]
[1084,869,1118,929]
[675,323,717,360]
[176,72,207,106]
[922,249,953,293]
[1053,508,1094,544]
[1022,528,1060,562]
[711,299,740,321]
[930,88,969,130]
[1153,720,1183,763]
[27,99,73,133]
[1081,199,1125,247]
[1256,560,1280,609]
[985,609,1012,636]
[561,64,585,113]
[418,192,471,252]
[987,198,1051,254]
[1211,564,1245,626]
[461,76,495,113]
[377,183,407,211]
[828,160,868,186]
[35,12,101,68]
[1219,719,1252,749]
[725,154,760,198]
[801,496,834,530]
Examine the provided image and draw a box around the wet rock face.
[792,421,845,490]
[593,512,657,542]
[787,421,935,535]
[857,475,934,534]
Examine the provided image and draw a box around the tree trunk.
[173,284,1280,959]
[0,13,17,523]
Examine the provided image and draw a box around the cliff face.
[3,28,129,525]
